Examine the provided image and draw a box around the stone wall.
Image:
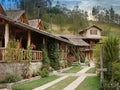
[0,62,42,79]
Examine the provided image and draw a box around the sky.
[0,0,120,14]
[53,0,120,14]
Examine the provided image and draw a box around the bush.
[39,68,49,78]
[41,64,49,70]
[47,40,60,70]
[60,61,67,68]
[85,61,90,66]
[1,74,22,83]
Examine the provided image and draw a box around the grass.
[75,76,100,90]
[63,65,82,73]
[12,75,59,90]
[45,76,78,90]
[52,21,120,38]
[86,67,96,73]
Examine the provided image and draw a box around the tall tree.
[109,7,115,23]
[20,0,53,19]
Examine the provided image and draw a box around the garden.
[94,35,120,89]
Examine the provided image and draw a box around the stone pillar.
[27,31,31,46]
[5,24,9,48]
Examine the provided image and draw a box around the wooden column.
[5,24,9,48]
[43,38,45,45]
[27,31,31,46]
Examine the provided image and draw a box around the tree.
[109,7,115,23]
[103,35,119,82]
[92,6,100,16]
[20,0,53,19]
[67,7,89,34]
[94,35,120,88]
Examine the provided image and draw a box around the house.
[0,4,72,62]
[79,25,103,60]
[0,14,72,61]
[59,35,89,63]
[0,4,73,78]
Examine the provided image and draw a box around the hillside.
[51,21,120,38]
[89,21,120,37]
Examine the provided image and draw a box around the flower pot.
[27,74,31,79]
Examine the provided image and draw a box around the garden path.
[33,61,96,90]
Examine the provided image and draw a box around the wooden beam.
[43,38,45,45]
[5,24,9,48]
[27,31,31,46]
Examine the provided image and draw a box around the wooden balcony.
[0,47,43,62]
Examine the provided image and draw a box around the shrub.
[60,61,67,68]
[85,61,90,66]
[1,74,22,83]
[47,39,60,70]
[41,64,49,71]
[39,68,49,78]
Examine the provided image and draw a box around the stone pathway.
[34,76,69,90]
[63,66,95,90]
[34,61,96,90]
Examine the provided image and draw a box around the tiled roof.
[59,35,89,46]
[6,10,25,20]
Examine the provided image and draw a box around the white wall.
[85,27,101,38]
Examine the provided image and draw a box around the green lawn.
[75,76,100,90]
[86,68,96,73]
[45,76,78,90]
[63,65,82,73]
[12,75,59,90]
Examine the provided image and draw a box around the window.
[90,30,97,35]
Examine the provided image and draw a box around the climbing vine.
[47,39,60,70]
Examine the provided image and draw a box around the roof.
[81,36,102,40]
[0,14,72,45]
[59,35,89,46]
[29,19,44,30]
[0,4,6,15]
[79,25,103,34]
[6,10,25,21]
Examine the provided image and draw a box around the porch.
[0,47,43,62]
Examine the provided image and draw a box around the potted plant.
[60,62,65,69]
[27,73,31,79]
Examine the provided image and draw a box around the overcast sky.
[53,0,120,14]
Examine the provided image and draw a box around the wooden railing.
[0,47,43,62]
[31,50,43,62]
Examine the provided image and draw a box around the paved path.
[34,76,69,90]
[63,65,95,90]
[34,61,96,90]
[63,75,87,90]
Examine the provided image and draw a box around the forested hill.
[1,0,120,37]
